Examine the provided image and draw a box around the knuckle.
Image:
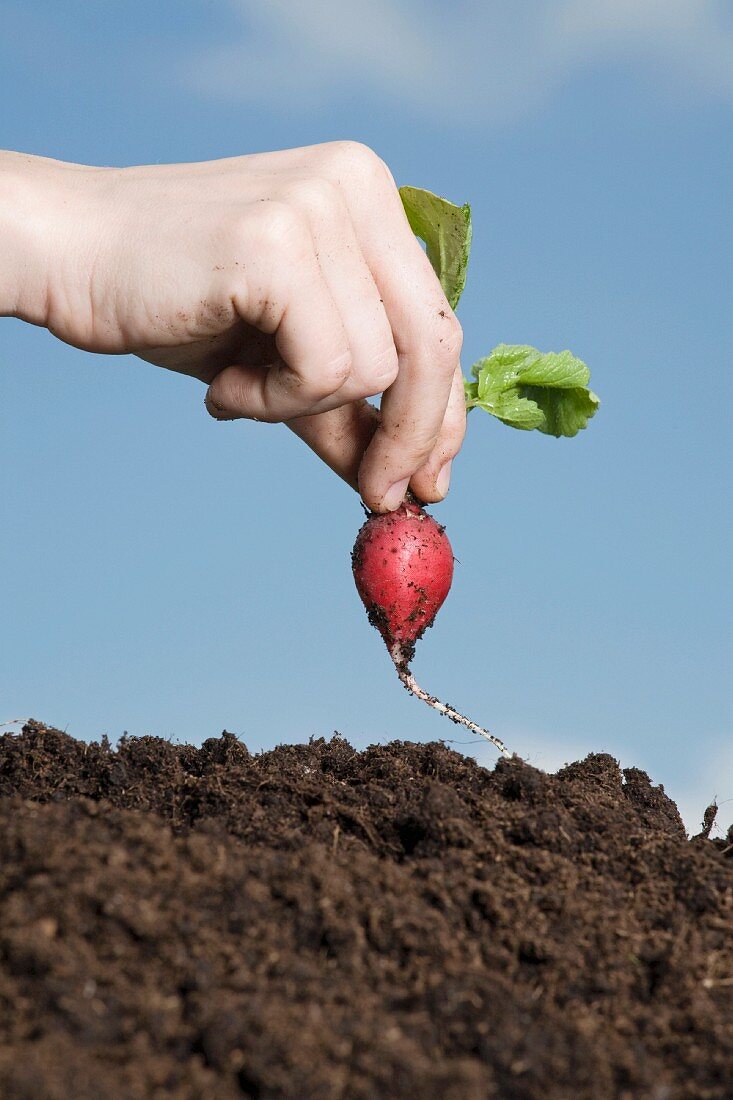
[431,431,465,470]
[446,312,464,352]
[322,140,391,187]
[256,201,308,255]
[381,419,438,463]
[439,311,464,355]
[427,311,463,372]
[361,343,399,395]
[313,350,352,397]
[430,430,464,469]
[286,176,342,221]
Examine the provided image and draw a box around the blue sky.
[1,1,731,832]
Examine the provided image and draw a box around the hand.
[1,143,466,511]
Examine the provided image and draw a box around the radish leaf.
[465,344,600,437]
[399,186,472,310]
[400,188,600,437]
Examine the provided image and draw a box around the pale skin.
[0,141,466,511]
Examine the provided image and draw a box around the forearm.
[0,151,53,322]
[0,150,96,326]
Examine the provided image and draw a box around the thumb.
[286,401,380,493]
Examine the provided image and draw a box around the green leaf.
[399,185,472,310]
[522,385,600,437]
[516,348,591,389]
[465,344,600,437]
[399,190,599,439]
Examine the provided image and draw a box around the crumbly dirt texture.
[0,722,731,1100]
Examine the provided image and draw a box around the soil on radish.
[1,722,731,1100]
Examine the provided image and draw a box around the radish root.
[390,644,511,758]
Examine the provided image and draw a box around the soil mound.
[0,721,731,1099]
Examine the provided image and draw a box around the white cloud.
[186,0,733,125]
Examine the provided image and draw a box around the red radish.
[352,500,453,658]
[352,501,510,757]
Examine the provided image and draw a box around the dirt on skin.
[0,721,731,1100]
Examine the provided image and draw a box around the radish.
[346,188,599,757]
[352,500,510,757]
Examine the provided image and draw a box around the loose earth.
[0,722,731,1099]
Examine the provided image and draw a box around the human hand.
[1,143,465,511]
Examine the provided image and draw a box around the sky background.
[1,0,731,834]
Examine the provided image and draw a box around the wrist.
[0,151,102,326]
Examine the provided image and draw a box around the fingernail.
[381,477,410,512]
[435,460,452,498]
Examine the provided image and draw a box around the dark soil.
[1,721,731,1100]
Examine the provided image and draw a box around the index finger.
[318,143,463,511]
[358,296,462,511]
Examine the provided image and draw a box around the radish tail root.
[389,644,511,758]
